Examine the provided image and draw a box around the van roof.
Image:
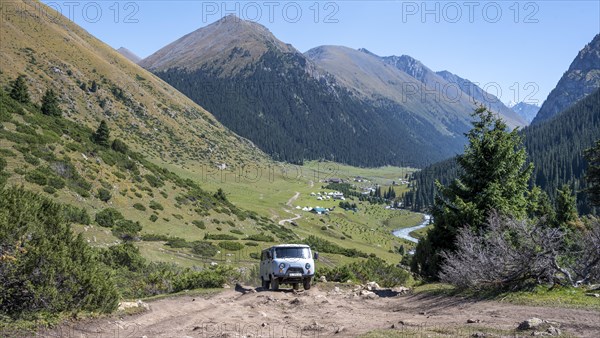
[262,244,310,251]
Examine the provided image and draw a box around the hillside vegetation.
[0,0,265,167]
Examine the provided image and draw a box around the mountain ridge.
[139,15,298,77]
[142,18,472,167]
[532,34,600,124]
[1,2,266,167]
[117,47,142,63]
[141,16,528,167]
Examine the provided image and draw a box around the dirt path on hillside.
[278,192,302,226]
[278,210,302,226]
[286,192,300,207]
[46,285,600,338]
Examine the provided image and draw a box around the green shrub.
[43,186,56,194]
[165,237,191,248]
[144,174,164,188]
[63,205,91,225]
[111,138,129,154]
[245,233,274,242]
[100,243,145,272]
[97,188,112,202]
[230,229,244,235]
[191,241,219,257]
[113,170,126,179]
[149,200,164,211]
[0,149,16,158]
[23,153,40,165]
[218,241,244,251]
[48,176,65,189]
[133,203,146,211]
[112,219,142,241]
[245,242,259,246]
[204,233,237,240]
[0,186,119,320]
[173,269,226,291]
[249,252,260,260]
[149,214,158,222]
[192,220,206,229]
[140,233,170,241]
[95,208,124,227]
[259,222,297,241]
[24,169,47,186]
[317,257,410,287]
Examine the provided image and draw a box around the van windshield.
[275,247,310,259]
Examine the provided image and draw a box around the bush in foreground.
[0,187,119,320]
[440,212,600,290]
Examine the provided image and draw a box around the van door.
[259,250,269,280]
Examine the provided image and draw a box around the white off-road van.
[259,244,318,291]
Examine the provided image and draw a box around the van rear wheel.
[303,278,311,290]
[271,277,279,291]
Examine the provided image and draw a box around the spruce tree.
[584,140,600,207]
[41,89,61,116]
[90,80,98,92]
[9,75,30,103]
[412,107,533,279]
[93,120,110,147]
[555,184,580,230]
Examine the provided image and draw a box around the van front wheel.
[262,278,270,290]
[271,277,279,291]
[303,278,312,290]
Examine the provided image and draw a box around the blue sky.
[42,1,599,105]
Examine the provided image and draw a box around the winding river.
[392,214,432,243]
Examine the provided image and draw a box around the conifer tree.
[555,184,580,230]
[412,107,533,279]
[93,120,110,147]
[90,80,98,92]
[41,89,61,116]
[9,75,30,103]
[585,140,600,207]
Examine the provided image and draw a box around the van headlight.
[279,263,285,270]
[305,263,311,270]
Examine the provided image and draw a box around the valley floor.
[41,285,600,337]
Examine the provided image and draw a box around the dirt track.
[45,284,600,338]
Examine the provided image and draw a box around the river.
[392,214,432,243]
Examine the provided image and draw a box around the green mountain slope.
[0,0,301,268]
[141,17,468,167]
[0,0,266,168]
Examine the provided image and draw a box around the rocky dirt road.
[44,284,600,337]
